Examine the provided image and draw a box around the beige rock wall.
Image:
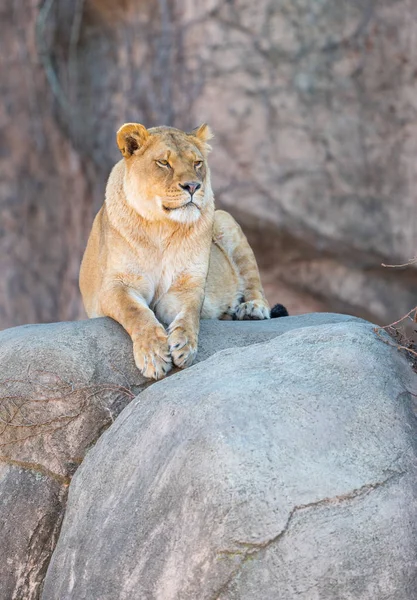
[0,0,415,328]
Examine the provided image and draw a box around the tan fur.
[80,123,269,379]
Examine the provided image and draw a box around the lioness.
[80,123,277,380]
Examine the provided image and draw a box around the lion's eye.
[194,161,203,169]
[156,159,170,168]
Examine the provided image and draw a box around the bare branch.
[374,305,417,374]
[0,370,135,447]
[381,257,417,268]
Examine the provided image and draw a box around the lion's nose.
[179,181,201,196]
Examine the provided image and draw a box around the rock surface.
[41,319,417,600]
[0,312,355,599]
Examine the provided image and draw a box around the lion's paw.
[235,300,270,320]
[133,325,172,380]
[168,322,198,369]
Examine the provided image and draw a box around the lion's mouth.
[163,201,200,212]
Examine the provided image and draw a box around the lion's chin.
[164,203,202,224]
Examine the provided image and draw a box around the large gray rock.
[0,318,142,600]
[0,467,65,600]
[42,320,417,599]
[0,312,353,599]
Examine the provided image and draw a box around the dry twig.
[381,257,417,268]
[0,368,135,447]
[374,307,417,371]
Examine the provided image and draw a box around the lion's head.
[116,123,214,224]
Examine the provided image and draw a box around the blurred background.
[1,0,416,330]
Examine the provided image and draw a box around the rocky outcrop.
[38,318,417,600]
[0,312,357,599]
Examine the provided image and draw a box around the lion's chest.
[149,250,189,307]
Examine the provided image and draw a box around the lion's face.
[117,123,214,224]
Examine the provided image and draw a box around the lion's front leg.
[157,274,206,369]
[101,282,172,380]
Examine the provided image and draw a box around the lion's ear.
[116,123,149,158]
[191,123,214,143]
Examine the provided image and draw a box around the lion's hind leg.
[213,210,270,320]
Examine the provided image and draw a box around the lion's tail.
[270,303,289,318]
